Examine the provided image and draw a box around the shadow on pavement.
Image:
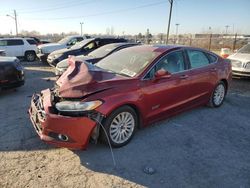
[74,94,250,187]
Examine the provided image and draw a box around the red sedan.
[29,45,232,149]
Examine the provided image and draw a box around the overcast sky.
[0,0,249,35]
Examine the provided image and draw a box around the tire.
[208,81,226,108]
[25,51,36,62]
[101,106,137,148]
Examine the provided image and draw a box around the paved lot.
[0,61,250,188]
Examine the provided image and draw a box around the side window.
[84,41,96,50]
[144,51,185,79]
[207,53,218,63]
[155,51,185,73]
[7,39,24,46]
[98,39,109,46]
[27,39,37,45]
[76,37,83,42]
[187,50,210,68]
[0,40,7,46]
[67,38,77,46]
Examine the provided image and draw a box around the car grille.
[32,93,46,121]
[231,60,242,68]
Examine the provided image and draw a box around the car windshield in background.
[238,44,250,53]
[70,39,93,49]
[96,47,158,77]
[58,37,71,44]
[88,44,118,58]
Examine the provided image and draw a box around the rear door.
[6,39,24,57]
[140,50,193,124]
[185,49,218,103]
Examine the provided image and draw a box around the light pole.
[225,25,230,35]
[175,23,180,44]
[166,0,174,44]
[6,10,18,36]
[80,22,84,36]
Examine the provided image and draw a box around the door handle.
[180,75,189,79]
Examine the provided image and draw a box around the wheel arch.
[100,102,143,129]
[25,50,36,55]
[220,79,228,93]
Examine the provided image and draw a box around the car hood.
[57,55,94,69]
[38,43,66,53]
[56,57,125,98]
[228,53,250,62]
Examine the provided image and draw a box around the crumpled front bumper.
[29,89,97,150]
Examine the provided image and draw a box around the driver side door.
[140,50,193,124]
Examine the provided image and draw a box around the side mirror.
[154,69,171,80]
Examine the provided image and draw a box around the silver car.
[228,44,250,77]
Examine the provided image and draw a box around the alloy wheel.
[109,112,135,144]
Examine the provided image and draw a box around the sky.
[0,0,250,36]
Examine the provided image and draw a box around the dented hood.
[56,57,123,98]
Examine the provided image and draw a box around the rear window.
[7,39,24,46]
[27,39,37,45]
[207,53,218,63]
[187,50,210,69]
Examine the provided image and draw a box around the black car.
[0,57,24,90]
[55,42,138,76]
[47,38,127,67]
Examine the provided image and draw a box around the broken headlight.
[55,100,102,112]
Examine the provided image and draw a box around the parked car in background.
[0,50,5,56]
[0,38,37,62]
[55,42,138,76]
[21,37,51,45]
[37,35,86,63]
[0,57,24,90]
[220,48,231,58]
[29,45,231,150]
[228,44,250,77]
[47,38,128,67]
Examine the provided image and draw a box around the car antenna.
[93,118,116,167]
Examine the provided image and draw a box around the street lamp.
[225,25,230,35]
[80,22,84,36]
[6,10,18,36]
[166,0,174,44]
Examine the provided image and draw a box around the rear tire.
[208,81,226,107]
[25,51,36,62]
[101,106,137,148]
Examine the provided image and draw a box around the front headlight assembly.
[55,100,102,112]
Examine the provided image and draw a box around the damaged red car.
[29,45,231,150]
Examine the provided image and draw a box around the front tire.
[25,51,36,62]
[209,81,226,107]
[101,106,137,148]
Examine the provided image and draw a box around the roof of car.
[126,45,182,53]
[0,37,34,40]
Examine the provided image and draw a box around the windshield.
[70,39,93,49]
[96,47,158,77]
[88,44,119,58]
[58,37,71,44]
[238,44,250,54]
